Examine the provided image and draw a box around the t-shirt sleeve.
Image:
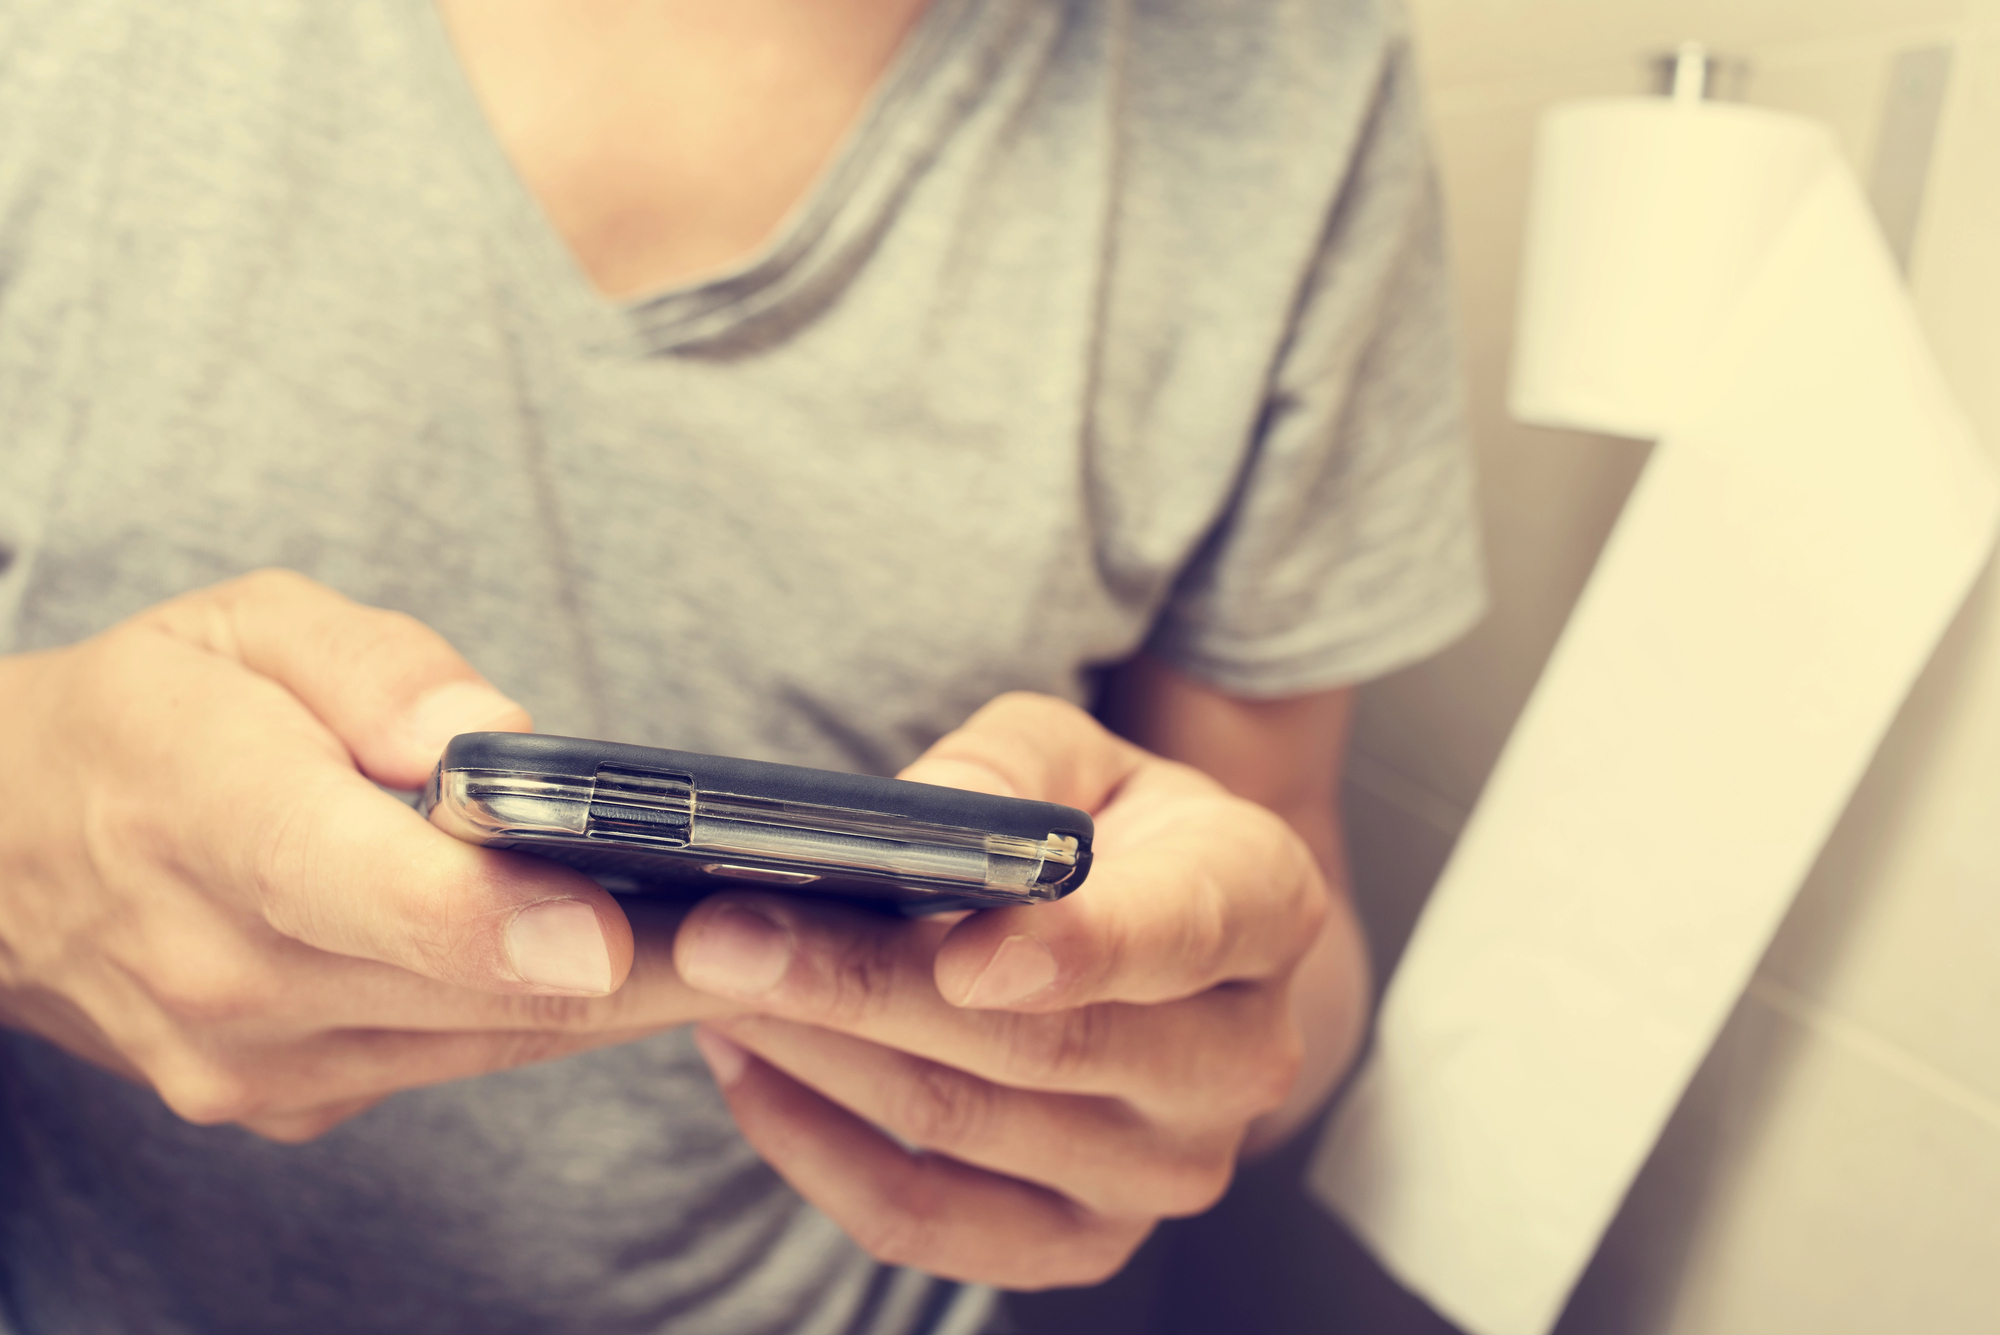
[1143,38,1486,699]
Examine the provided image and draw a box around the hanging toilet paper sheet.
[1310,99,1997,1335]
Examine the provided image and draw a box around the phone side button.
[699,863,822,886]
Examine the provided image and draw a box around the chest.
[0,0,1293,765]
[433,0,931,298]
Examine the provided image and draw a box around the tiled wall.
[1349,1,2000,1330]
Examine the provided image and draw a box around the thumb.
[896,692,1141,811]
[241,772,634,997]
[144,568,531,789]
[131,570,631,995]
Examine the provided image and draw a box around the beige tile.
[1662,997,2000,1335]
[1409,0,1966,93]
[1747,40,1897,169]
[1753,34,2000,1111]
[1340,771,1461,988]
[1757,565,2000,1109]
[1351,420,1649,811]
[1559,987,2000,1335]
[1913,36,2000,446]
[1554,987,1802,1335]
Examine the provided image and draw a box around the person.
[0,0,1483,1331]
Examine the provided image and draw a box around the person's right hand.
[0,569,729,1141]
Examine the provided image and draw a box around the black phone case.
[420,732,1094,912]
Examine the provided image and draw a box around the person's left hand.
[673,692,1339,1289]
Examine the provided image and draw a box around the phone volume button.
[586,765,696,845]
[585,802,691,845]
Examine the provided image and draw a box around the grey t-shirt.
[0,0,1483,1331]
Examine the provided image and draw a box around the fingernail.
[958,934,1058,1008]
[692,1025,748,1089]
[506,900,613,994]
[680,904,792,999]
[405,681,525,761]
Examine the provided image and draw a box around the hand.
[0,570,728,1141]
[674,693,1353,1289]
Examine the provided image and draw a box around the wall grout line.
[1343,749,1472,838]
[1746,974,2000,1137]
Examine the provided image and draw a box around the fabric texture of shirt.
[0,0,1483,1331]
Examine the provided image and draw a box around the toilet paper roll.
[1509,100,1834,437]
[1310,99,1997,1335]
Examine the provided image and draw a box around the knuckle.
[345,606,436,669]
[1062,1251,1129,1289]
[252,801,457,975]
[154,1059,263,1126]
[892,1060,996,1152]
[850,1213,925,1271]
[73,793,160,912]
[504,989,608,1030]
[1038,1223,1150,1289]
[243,1110,344,1145]
[300,597,443,680]
[1178,862,1236,979]
[977,689,1049,719]
[1242,1018,1306,1116]
[234,566,313,600]
[490,1029,580,1072]
[1154,1145,1236,1218]
[208,568,320,642]
[983,690,1075,729]
[1007,1006,1109,1087]
[1198,989,1304,1118]
[1088,1228,1149,1283]
[852,1180,947,1271]
[71,627,155,719]
[147,949,281,1027]
[814,933,906,1026]
[244,793,325,930]
[400,876,492,978]
[1285,842,1331,939]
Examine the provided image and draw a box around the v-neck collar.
[415,0,1025,357]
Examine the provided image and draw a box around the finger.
[78,594,630,998]
[711,1015,1236,1219]
[935,774,1329,1011]
[216,769,637,997]
[329,897,733,1028]
[674,895,1299,1118]
[147,1023,671,1133]
[895,692,1142,813]
[68,901,688,1120]
[894,692,1327,1009]
[691,1026,1150,1290]
[239,1095,388,1144]
[142,568,530,788]
[216,906,737,1034]
[122,577,634,996]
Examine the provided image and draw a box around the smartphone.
[419,732,1093,913]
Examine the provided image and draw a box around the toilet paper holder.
[1649,40,1749,103]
